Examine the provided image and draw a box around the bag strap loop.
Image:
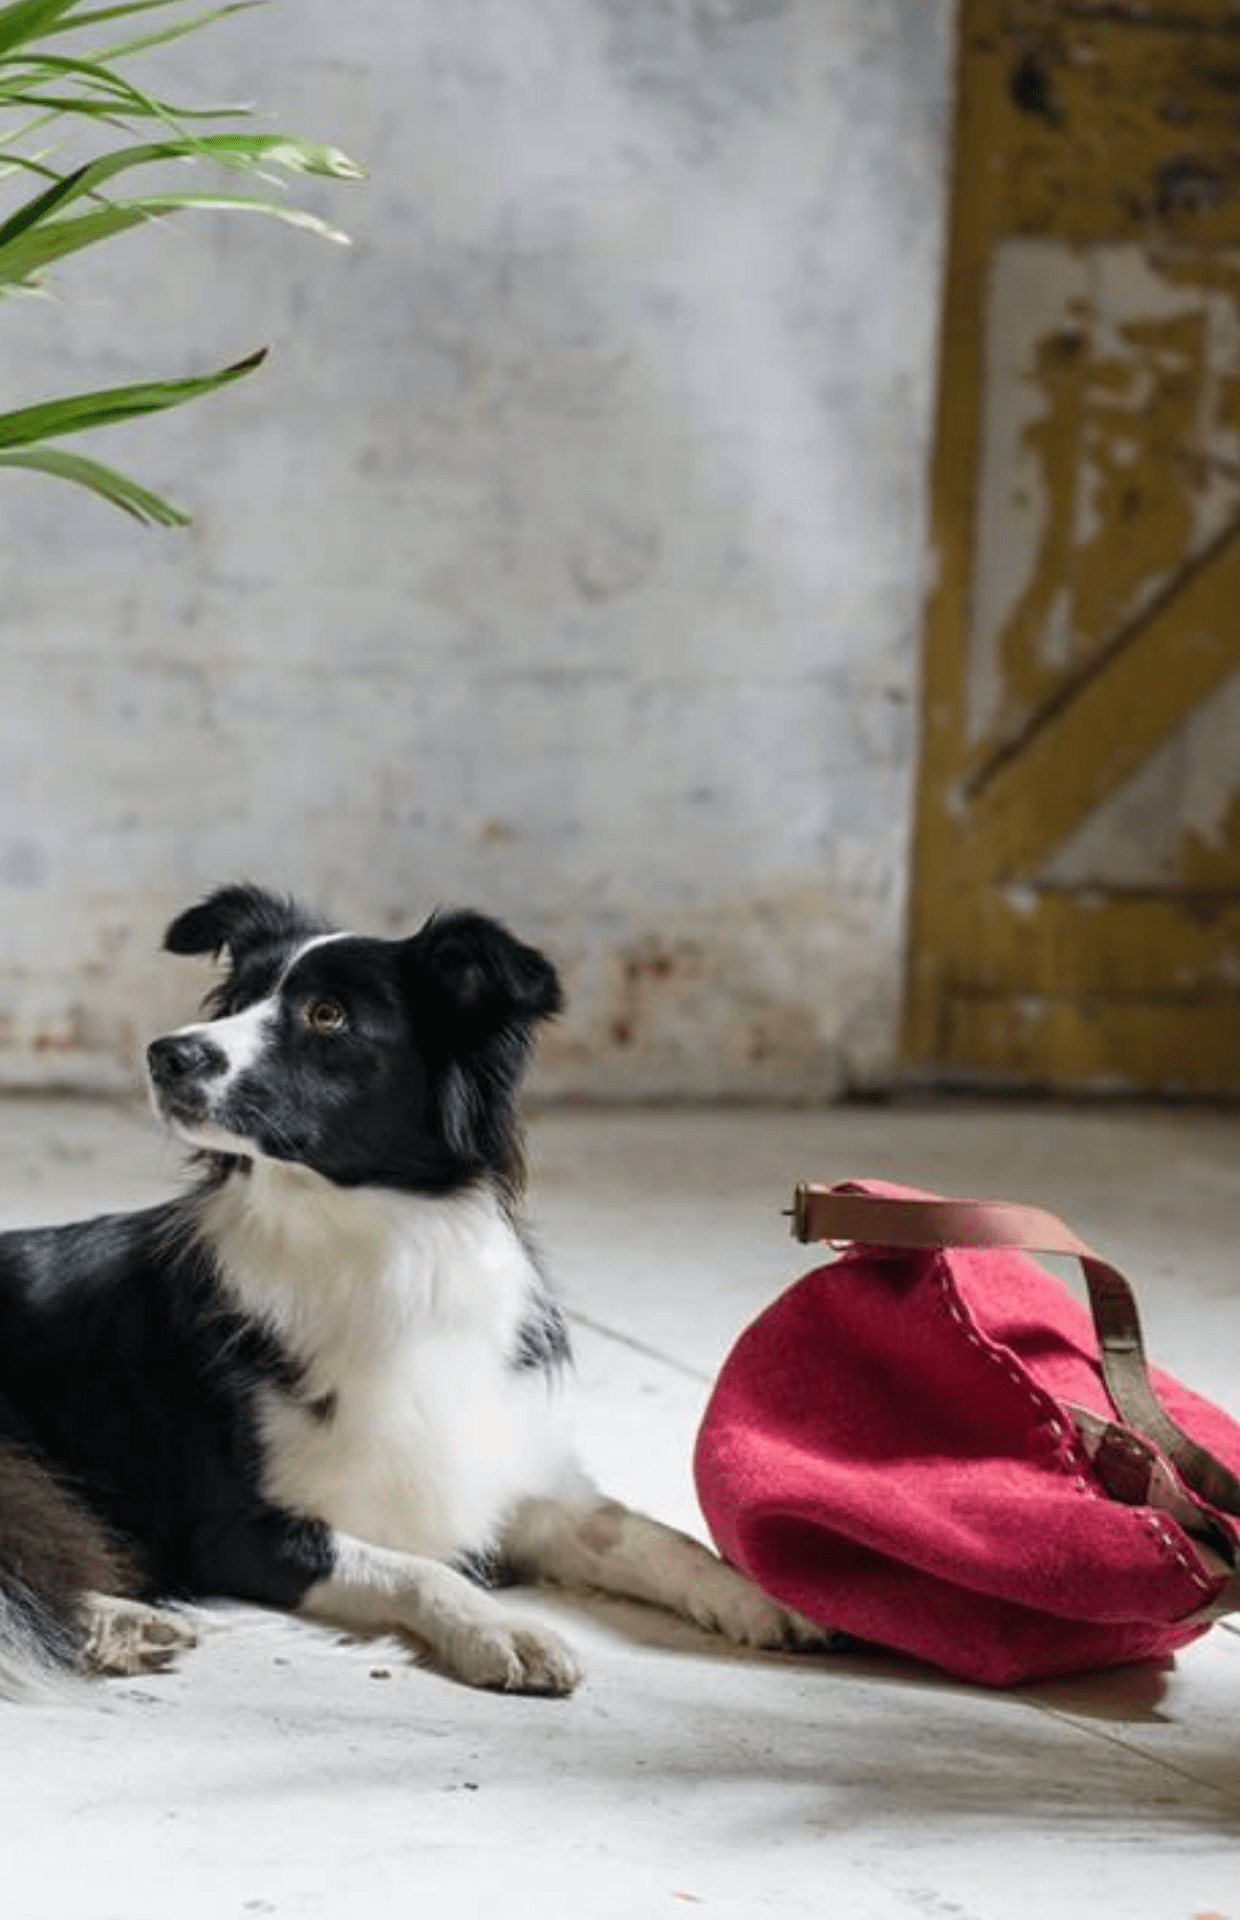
[790,1184,1240,1523]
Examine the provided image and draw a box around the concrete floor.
[4,1095,1240,1919]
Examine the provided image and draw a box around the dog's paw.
[439,1616,583,1696]
[727,1593,839,1655]
[686,1568,838,1655]
[80,1595,198,1677]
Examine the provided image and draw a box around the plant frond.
[0,0,360,525]
[81,1,260,64]
[0,2,79,61]
[0,130,359,258]
[0,440,189,520]
[0,347,265,447]
[0,186,348,287]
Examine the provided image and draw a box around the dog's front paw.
[440,1616,583,1696]
[80,1595,198,1677]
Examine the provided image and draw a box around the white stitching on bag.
[1141,1512,1215,1594]
[931,1252,1216,1595]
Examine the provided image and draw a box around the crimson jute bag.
[693,1180,1240,1687]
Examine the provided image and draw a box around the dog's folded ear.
[163,885,328,963]
[406,911,563,1034]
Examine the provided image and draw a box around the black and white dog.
[0,885,824,1697]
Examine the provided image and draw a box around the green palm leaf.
[1,185,351,288]
[0,443,189,521]
[0,0,360,522]
[66,2,257,63]
[0,130,362,251]
[0,3,79,58]
[37,0,219,33]
[0,350,265,448]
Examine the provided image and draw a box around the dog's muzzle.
[147,1032,227,1111]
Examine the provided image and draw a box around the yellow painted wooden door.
[906,0,1240,1093]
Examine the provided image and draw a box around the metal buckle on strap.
[785,1183,854,1251]
[784,1182,812,1244]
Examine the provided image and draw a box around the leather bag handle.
[790,1183,1240,1524]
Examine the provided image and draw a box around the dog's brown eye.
[305,998,347,1035]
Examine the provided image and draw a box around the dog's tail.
[0,1438,132,1698]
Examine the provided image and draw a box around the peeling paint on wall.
[969,238,1240,757]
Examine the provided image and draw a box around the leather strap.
[790,1183,1240,1523]
[1068,1402,1240,1620]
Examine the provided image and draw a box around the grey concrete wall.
[0,0,955,1098]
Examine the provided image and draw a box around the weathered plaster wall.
[0,0,955,1097]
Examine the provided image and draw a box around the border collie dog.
[0,886,824,1696]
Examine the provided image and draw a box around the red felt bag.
[693,1180,1240,1687]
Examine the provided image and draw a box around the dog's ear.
[404,912,562,1185]
[163,885,329,963]
[406,910,563,1035]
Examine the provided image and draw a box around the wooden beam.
[964,517,1240,879]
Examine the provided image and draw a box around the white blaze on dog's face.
[146,886,563,1194]
[149,996,286,1160]
[149,932,349,1158]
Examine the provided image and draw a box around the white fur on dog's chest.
[202,1169,574,1561]
[261,1321,568,1558]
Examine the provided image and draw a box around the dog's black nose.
[147,1033,225,1088]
